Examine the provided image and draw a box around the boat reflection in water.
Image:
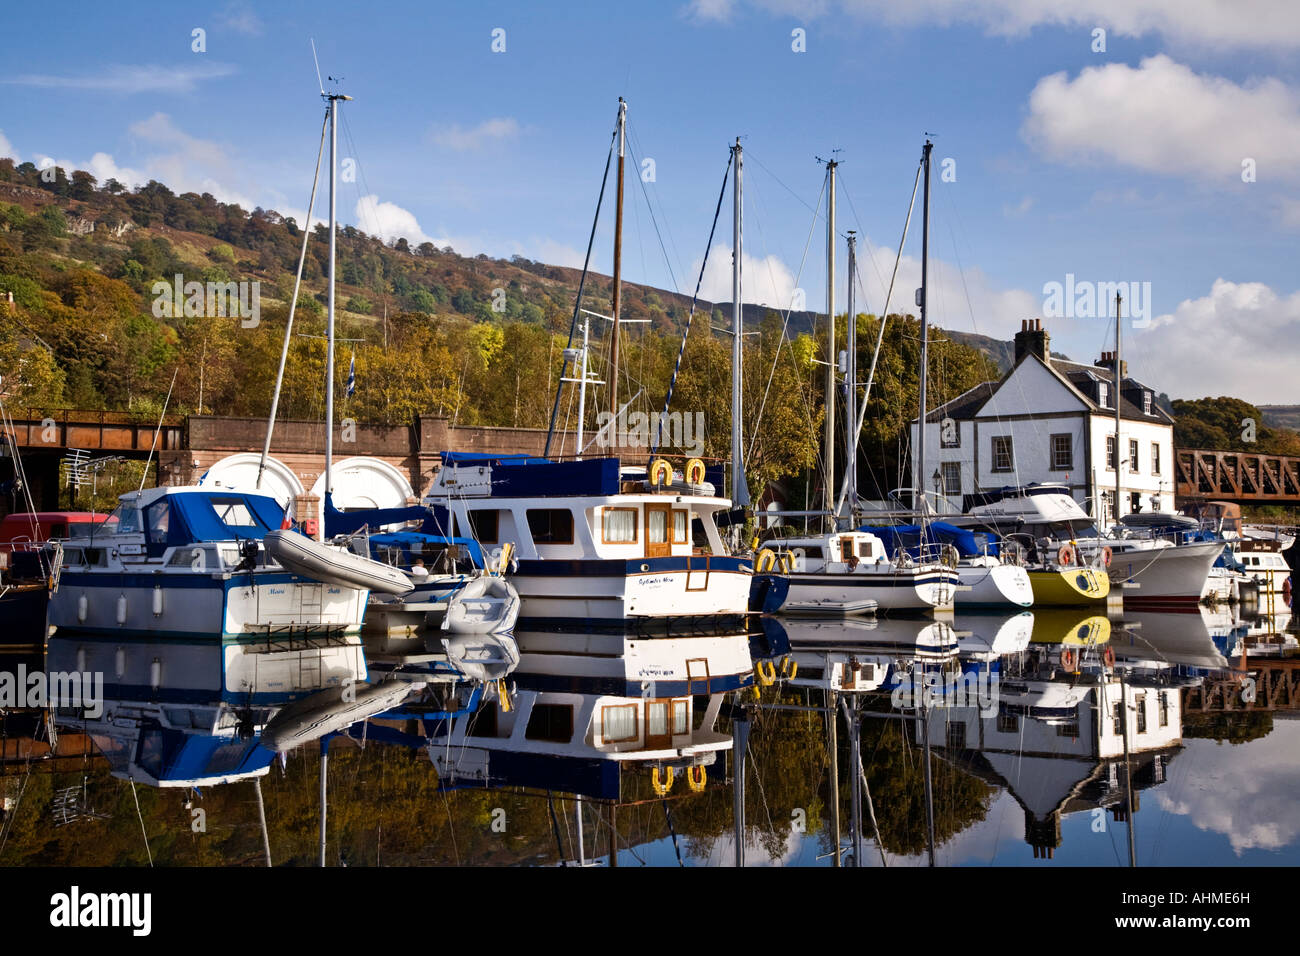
[414,624,754,801]
[45,635,367,788]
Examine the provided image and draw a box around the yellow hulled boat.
[1026,565,1110,607]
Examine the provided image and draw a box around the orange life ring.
[1060,647,1077,670]
[1057,544,1075,567]
[1100,546,1113,568]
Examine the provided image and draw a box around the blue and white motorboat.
[49,486,372,641]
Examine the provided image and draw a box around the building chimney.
[1095,351,1128,378]
[1014,318,1051,365]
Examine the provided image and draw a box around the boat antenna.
[138,367,178,495]
[310,38,325,96]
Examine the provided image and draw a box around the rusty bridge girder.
[1175,448,1300,504]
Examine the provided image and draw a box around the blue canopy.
[367,530,485,569]
[141,491,285,555]
[859,521,999,560]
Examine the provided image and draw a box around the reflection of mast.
[822,157,838,530]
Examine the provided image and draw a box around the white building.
[910,319,1175,525]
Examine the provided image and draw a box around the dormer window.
[1097,383,1109,408]
[1143,390,1152,415]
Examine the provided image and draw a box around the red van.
[0,511,110,552]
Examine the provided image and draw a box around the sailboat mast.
[608,98,627,419]
[845,231,857,520]
[917,140,932,513]
[325,92,349,499]
[731,138,748,507]
[823,159,838,529]
[1114,291,1123,527]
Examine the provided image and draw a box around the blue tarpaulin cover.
[859,521,999,560]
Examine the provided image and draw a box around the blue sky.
[3,1,1298,402]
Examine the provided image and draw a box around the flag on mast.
[346,352,356,398]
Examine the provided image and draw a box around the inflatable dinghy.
[442,631,521,682]
[260,679,414,752]
[441,574,520,634]
[265,529,414,595]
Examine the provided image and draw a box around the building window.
[1130,491,1141,513]
[1152,443,1161,475]
[601,507,638,544]
[1143,391,1152,414]
[940,422,960,449]
[1158,692,1169,728]
[1050,434,1073,471]
[527,509,574,545]
[1112,701,1123,735]
[1106,435,1116,470]
[997,713,1018,734]
[1136,694,1147,734]
[941,462,961,496]
[1056,719,1081,738]
[991,436,1014,473]
[1098,383,1109,408]
[1129,439,1139,473]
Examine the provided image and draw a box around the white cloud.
[857,242,1039,336]
[430,118,520,151]
[688,0,1300,51]
[1023,55,1300,181]
[0,129,17,163]
[695,246,801,309]
[355,194,434,245]
[219,2,264,36]
[1002,196,1034,218]
[683,0,740,21]
[1135,277,1300,402]
[3,62,237,94]
[1155,723,1300,856]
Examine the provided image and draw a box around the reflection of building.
[916,676,1183,859]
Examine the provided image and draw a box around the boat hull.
[1027,566,1110,607]
[955,563,1033,608]
[510,556,751,625]
[49,571,369,640]
[1104,540,1225,610]
[783,567,959,612]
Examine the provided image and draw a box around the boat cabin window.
[104,503,141,535]
[144,500,171,544]
[468,704,500,738]
[211,497,261,529]
[691,516,713,552]
[841,538,855,560]
[601,507,638,544]
[672,510,688,543]
[525,703,574,742]
[601,704,638,743]
[466,509,499,544]
[527,509,574,545]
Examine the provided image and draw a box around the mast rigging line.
[744,175,827,470]
[543,122,619,457]
[836,159,921,517]
[650,148,733,456]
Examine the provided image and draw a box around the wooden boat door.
[645,504,671,559]
[645,698,685,749]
